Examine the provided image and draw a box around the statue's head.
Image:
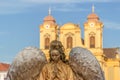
[49,40,66,63]
[50,49,61,62]
[49,40,64,50]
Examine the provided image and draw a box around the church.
[39,6,120,80]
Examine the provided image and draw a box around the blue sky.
[0,0,120,63]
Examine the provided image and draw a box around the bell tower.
[84,5,105,72]
[84,5,104,54]
[39,8,58,58]
[84,5,103,61]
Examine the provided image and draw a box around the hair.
[49,40,67,63]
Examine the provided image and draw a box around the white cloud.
[53,8,88,12]
[52,4,89,12]
[0,0,118,14]
[104,21,120,29]
[0,1,33,15]
[22,0,113,3]
[0,31,9,36]
[0,46,3,49]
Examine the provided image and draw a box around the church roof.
[0,63,10,71]
[87,5,99,20]
[103,48,119,59]
[87,13,99,20]
[60,23,80,29]
[43,8,56,22]
[44,15,56,22]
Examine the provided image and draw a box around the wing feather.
[69,47,105,80]
[6,46,47,80]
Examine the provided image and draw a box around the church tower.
[39,8,58,58]
[84,5,103,53]
[84,5,105,68]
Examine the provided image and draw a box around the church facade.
[39,7,120,80]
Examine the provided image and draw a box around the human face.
[51,50,60,62]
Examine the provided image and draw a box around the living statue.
[38,49,75,80]
[6,40,105,80]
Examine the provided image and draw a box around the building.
[39,6,120,80]
[0,63,10,80]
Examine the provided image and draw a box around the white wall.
[0,71,7,80]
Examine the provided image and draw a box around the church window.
[67,36,73,48]
[45,37,50,49]
[90,36,95,48]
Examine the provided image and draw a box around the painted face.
[51,50,60,62]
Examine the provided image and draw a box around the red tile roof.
[0,63,10,71]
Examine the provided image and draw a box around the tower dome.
[87,5,99,21]
[87,13,99,20]
[44,15,56,22]
[43,8,56,23]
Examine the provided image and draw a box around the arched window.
[90,36,95,48]
[67,36,73,48]
[45,37,50,49]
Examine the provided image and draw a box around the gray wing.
[69,47,105,80]
[6,46,47,80]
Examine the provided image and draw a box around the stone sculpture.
[6,40,105,80]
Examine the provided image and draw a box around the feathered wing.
[6,46,47,80]
[69,47,105,80]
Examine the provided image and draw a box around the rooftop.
[0,63,10,71]
[103,48,119,59]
